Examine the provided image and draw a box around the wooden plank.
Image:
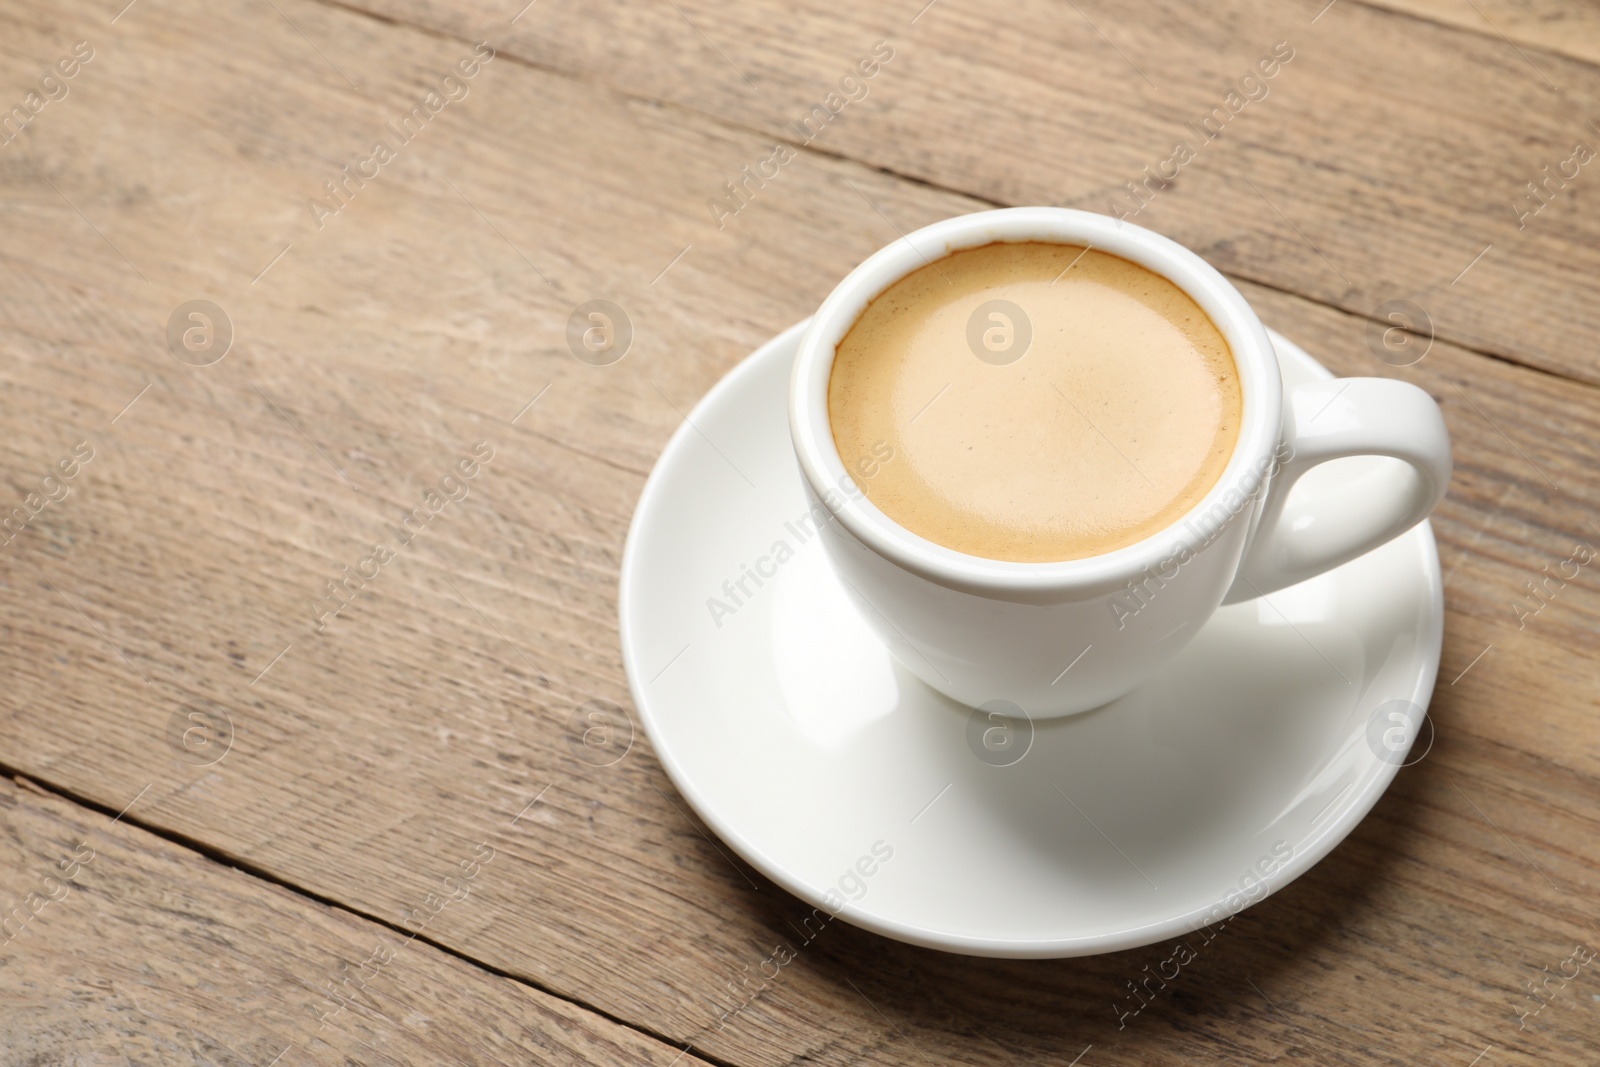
[0,1,1597,1066]
[338,0,1600,387]
[0,775,710,1065]
[1363,0,1600,69]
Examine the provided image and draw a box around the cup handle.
[1222,377,1451,605]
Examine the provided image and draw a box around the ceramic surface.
[620,320,1443,958]
[787,209,1451,715]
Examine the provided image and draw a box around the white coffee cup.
[788,207,1451,717]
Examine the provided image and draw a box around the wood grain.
[0,775,711,1065]
[0,0,1597,1064]
[1366,0,1600,68]
[343,0,1600,387]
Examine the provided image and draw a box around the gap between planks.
[0,764,741,1067]
[301,0,1600,394]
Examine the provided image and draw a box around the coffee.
[828,241,1242,562]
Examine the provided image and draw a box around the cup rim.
[788,206,1284,597]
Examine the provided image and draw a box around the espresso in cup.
[828,241,1242,562]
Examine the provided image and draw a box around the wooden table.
[2,0,1597,1062]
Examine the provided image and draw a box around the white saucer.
[620,320,1442,958]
